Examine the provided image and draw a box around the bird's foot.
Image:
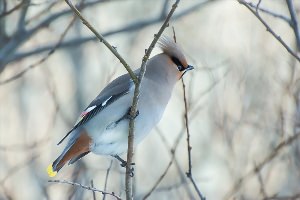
[113,155,135,177]
[126,107,139,120]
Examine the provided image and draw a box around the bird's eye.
[177,65,184,71]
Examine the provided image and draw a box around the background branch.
[286,0,300,51]
[238,0,300,62]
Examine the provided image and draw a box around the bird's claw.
[126,107,139,120]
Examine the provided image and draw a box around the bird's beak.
[181,65,194,78]
[185,65,194,72]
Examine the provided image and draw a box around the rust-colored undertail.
[52,130,91,172]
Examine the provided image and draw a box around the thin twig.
[237,0,300,63]
[64,0,138,84]
[182,78,206,200]
[246,1,291,25]
[125,1,181,199]
[48,180,121,200]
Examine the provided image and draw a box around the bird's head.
[158,36,194,79]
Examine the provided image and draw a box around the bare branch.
[48,180,121,200]
[64,0,138,84]
[246,1,291,25]
[125,1,181,199]
[182,78,206,200]
[237,0,300,63]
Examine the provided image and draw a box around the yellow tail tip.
[47,164,57,177]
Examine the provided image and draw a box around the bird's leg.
[113,155,135,177]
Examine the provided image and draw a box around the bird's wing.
[57,72,136,145]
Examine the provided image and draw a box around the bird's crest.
[158,36,188,67]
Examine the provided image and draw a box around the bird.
[47,36,194,177]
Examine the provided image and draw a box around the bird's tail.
[47,129,91,177]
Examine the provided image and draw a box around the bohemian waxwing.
[47,37,194,177]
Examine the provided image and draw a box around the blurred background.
[0,0,300,199]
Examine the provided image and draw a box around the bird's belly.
[90,120,129,155]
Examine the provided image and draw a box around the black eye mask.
[171,56,185,71]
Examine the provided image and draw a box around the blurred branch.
[102,160,113,200]
[286,0,300,51]
[48,180,121,200]
[0,155,39,185]
[255,162,267,198]
[182,78,206,200]
[157,128,194,198]
[0,0,109,73]
[0,137,49,151]
[0,14,77,85]
[237,0,300,62]
[263,193,300,200]
[225,132,300,199]
[142,126,191,199]
[91,180,96,200]
[17,0,30,32]
[142,140,177,199]
[0,0,25,18]
[3,0,214,68]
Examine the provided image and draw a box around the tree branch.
[237,0,300,63]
